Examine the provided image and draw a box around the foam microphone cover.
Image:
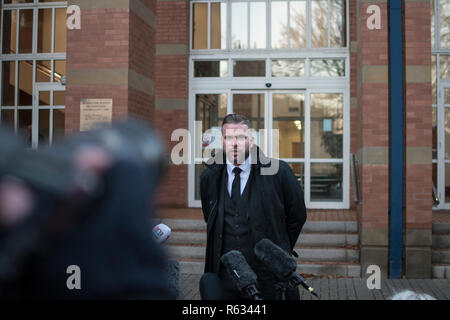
[220,250,258,293]
[254,238,297,279]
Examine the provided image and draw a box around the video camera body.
[0,119,172,299]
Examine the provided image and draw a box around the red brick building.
[0,0,447,279]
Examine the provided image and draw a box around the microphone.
[152,223,171,244]
[199,273,224,300]
[254,239,320,299]
[220,250,262,300]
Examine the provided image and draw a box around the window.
[0,0,67,148]
[431,0,450,208]
[189,1,349,209]
[191,0,347,50]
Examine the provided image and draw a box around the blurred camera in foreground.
[0,119,176,299]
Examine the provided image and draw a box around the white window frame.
[432,0,450,209]
[188,0,350,208]
[0,0,67,148]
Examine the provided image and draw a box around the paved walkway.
[178,274,450,300]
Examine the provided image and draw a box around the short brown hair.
[221,114,251,132]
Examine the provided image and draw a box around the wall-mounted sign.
[80,98,112,131]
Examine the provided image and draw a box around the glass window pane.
[446,88,450,104]
[210,2,226,49]
[38,8,52,53]
[330,0,346,47]
[310,59,345,77]
[445,108,450,159]
[1,109,14,128]
[232,2,248,49]
[54,60,66,83]
[2,10,17,54]
[311,163,343,202]
[232,94,264,132]
[311,0,328,48]
[272,94,305,159]
[233,60,265,77]
[53,91,65,106]
[440,0,450,48]
[432,55,437,104]
[446,164,450,203]
[271,1,288,48]
[433,163,437,196]
[433,107,437,160]
[195,94,227,158]
[38,109,50,147]
[290,1,307,48]
[53,109,65,142]
[36,60,51,82]
[310,93,343,159]
[18,61,33,106]
[195,163,206,200]
[271,59,305,77]
[193,3,208,49]
[289,163,304,191]
[194,60,228,77]
[19,9,33,54]
[4,1,33,3]
[440,56,450,78]
[2,61,16,106]
[39,91,50,106]
[55,8,67,53]
[18,109,32,145]
[249,2,266,49]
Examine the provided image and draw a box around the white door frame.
[436,81,450,209]
[32,82,65,149]
[188,87,349,209]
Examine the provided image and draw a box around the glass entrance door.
[33,83,65,149]
[436,82,450,209]
[189,89,349,209]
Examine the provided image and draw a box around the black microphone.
[220,250,262,300]
[254,239,320,299]
[199,273,224,300]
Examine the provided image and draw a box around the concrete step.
[432,264,450,279]
[177,259,361,277]
[432,222,450,234]
[432,249,450,264]
[166,231,359,247]
[158,218,358,234]
[432,234,450,249]
[166,245,359,263]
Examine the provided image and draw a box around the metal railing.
[432,182,440,207]
[350,153,360,204]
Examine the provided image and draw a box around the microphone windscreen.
[199,273,223,300]
[152,223,171,244]
[254,239,297,278]
[220,250,257,293]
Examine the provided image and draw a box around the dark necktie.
[231,167,242,204]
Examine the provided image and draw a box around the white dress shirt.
[226,154,251,196]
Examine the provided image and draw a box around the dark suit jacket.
[200,146,307,275]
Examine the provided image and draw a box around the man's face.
[222,122,254,165]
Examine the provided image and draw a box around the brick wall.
[66,6,130,135]
[355,1,390,277]
[403,0,432,278]
[154,0,190,208]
